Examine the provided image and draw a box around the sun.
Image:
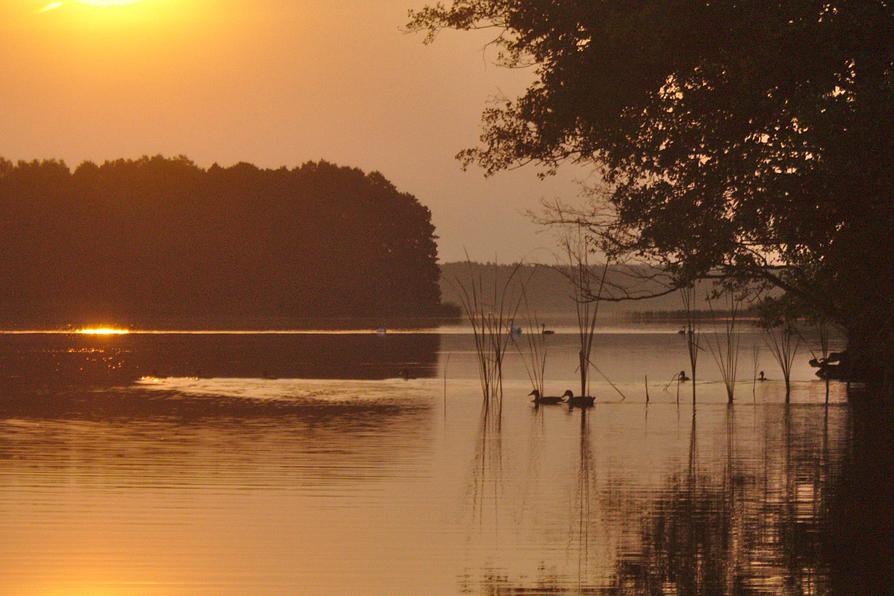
[77,327,131,336]
[41,0,144,10]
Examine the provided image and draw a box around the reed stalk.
[796,317,832,403]
[816,319,831,404]
[763,317,801,403]
[454,258,522,421]
[513,287,549,397]
[706,293,742,404]
[563,227,608,399]
[680,286,702,406]
[751,345,760,403]
[443,353,451,419]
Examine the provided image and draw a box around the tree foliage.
[410,1,894,377]
[0,156,444,324]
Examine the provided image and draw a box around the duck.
[562,389,595,407]
[528,389,565,405]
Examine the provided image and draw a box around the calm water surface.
[0,325,890,594]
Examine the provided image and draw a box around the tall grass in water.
[751,345,761,403]
[706,293,743,404]
[763,318,801,403]
[681,286,702,406]
[813,318,832,404]
[454,260,522,423]
[513,288,549,398]
[562,229,609,399]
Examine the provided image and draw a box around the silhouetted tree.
[409,1,894,385]
[0,156,445,325]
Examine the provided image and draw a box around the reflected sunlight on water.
[0,326,879,594]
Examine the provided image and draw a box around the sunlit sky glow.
[41,0,143,11]
[79,0,143,5]
[4,0,580,262]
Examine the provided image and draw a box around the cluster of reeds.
[562,228,608,399]
[513,287,549,398]
[680,286,702,405]
[763,317,801,402]
[454,260,522,422]
[706,292,743,404]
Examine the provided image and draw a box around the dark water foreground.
[0,330,890,594]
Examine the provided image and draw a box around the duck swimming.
[562,389,595,407]
[528,389,565,405]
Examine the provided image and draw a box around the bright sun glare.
[77,327,130,336]
[42,0,143,11]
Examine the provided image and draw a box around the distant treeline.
[440,262,729,316]
[626,309,757,321]
[0,156,448,325]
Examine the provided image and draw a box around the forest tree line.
[0,156,446,325]
[440,262,726,317]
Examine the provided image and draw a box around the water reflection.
[825,399,894,594]
[605,405,842,594]
[460,402,859,594]
[573,409,595,591]
[0,332,441,389]
[0,331,886,593]
[468,401,504,532]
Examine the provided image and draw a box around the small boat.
[562,389,595,407]
[528,389,565,405]
[541,323,555,335]
[810,351,850,380]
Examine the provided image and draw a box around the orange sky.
[0,0,582,262]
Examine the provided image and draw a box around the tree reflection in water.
[463,404,868,594]
[611,405,840,594]
[824,399,894,594]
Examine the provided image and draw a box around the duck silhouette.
[563,389,595,407]
[528,389,565,405]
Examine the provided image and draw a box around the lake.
[0,324,890,594]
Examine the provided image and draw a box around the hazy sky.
[0,0,586,262]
